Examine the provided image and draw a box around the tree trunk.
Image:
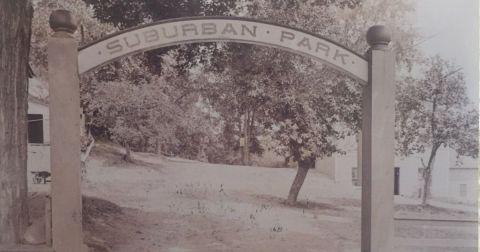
[0,0,33,244]
[421,144,440,205]
[241,109,256,165]
[123,142,132,162]
[155,138,159,154]
[248,110,255,163]
[238,119,244,164]
[284,156,290,167]
[243,112,250,165]
[287,158,313,204]
[197,137,207,162]
[421,168,431,205]
[142,138,147,152]
[422,96,439,206]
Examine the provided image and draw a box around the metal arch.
[78,16,368,83]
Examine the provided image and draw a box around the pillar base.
[0,245,53,252]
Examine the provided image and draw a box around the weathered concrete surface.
[48,31,85,252]
[361,46,395,251]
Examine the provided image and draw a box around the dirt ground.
[29,142,475,252]
[80,143,364,251]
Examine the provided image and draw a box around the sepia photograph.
[0,0,478,251]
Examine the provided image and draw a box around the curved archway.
[46,10,395,252]
[78,17,368,83]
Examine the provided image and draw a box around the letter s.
[106,39,123,55]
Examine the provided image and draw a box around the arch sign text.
[79,17,368,82]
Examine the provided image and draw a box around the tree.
[0,0,33,244]
[88,76,181,161]
[396,55,478,205]
[186,0,418,203]
[201,43,273,165]
[262,60,358,204]
[86,55,224,162]
[194,0,363,167]
[241,0,416,204]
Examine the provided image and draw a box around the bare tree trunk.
[421,96,439,206]
[242,112,249,165]
[248,110,255,163]
[284,156,290,167]
[238,118,244,164]
[421,144,440,205]
[195,136,206,161]
[241,109,256,165]
[0,0,32,244]
[155,138,159,154]
[287,158,313,204]
[142,138,147,152]
[123,142,132,162]
[422,169,431,205]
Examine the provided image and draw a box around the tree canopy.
[396,55,478,204]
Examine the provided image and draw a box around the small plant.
[196,200,207,214]
[272,224,283,233]
[219,184,226,194]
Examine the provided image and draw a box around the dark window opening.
[28,114,44,144]
[394,167,400,195]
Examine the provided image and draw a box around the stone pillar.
[48,10,86,252]
[361,26,395,252]
[357,130,362,186]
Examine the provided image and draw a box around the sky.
[414,0,479,103]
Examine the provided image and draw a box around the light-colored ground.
[80,143,477,252]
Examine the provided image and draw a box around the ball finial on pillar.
[49,9,78,34]
[366,25,391,50]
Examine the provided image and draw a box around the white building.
[27,78,90,191]
[447,154,478,203]
[316,135,478,204]
[27,78,51,192]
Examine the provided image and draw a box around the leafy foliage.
[396,55,478,204]
[396,55,478,158]
[82,0,237,29]
[81,0,238,74]
[31,0,115,78]
[216,0,418,164]
[88,79,180,152]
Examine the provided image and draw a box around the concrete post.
[44,195,52,247]
[357,130,362,186]
[48,10,86,252]
[361,26,395,252]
